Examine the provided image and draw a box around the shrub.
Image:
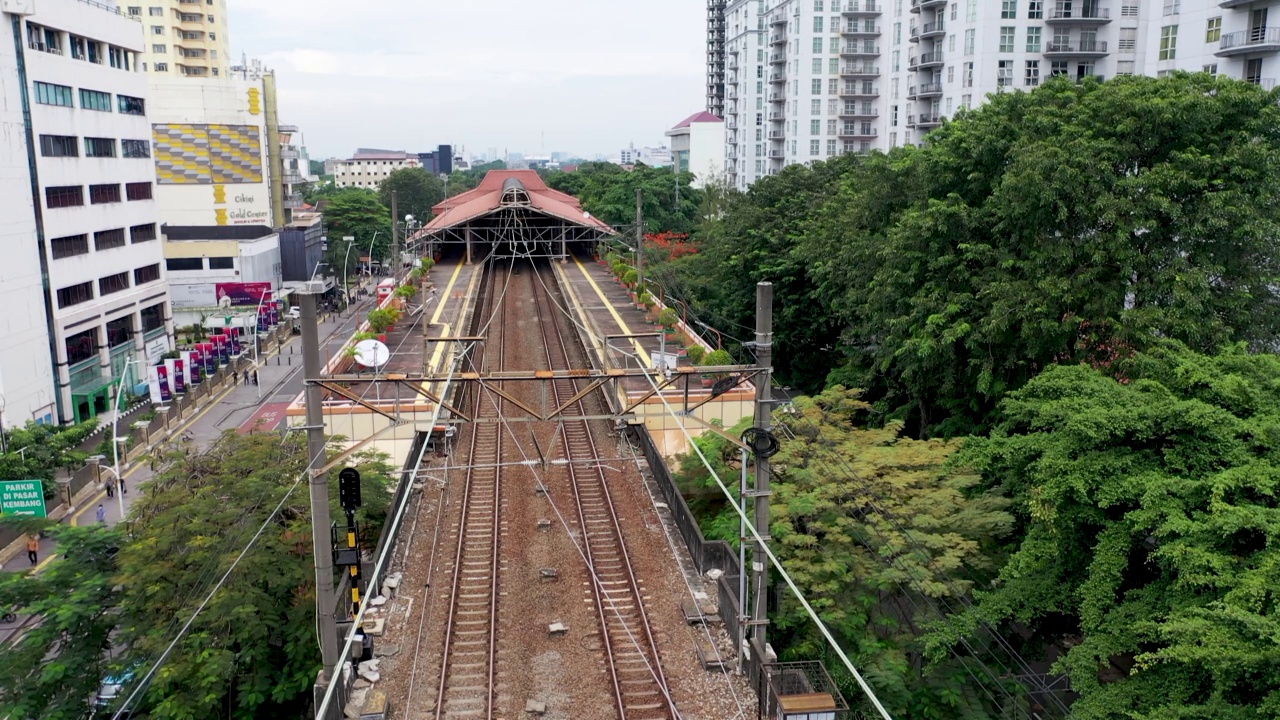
[703,348,734,367]
[622,269,638,288]
[686,345,706,364]
[394,284,416,299]
[658,308,679,329]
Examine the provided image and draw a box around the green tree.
[544,161,703,234]
[943,343,1280,719]
[377,167,446,224]
[321,189,391,277]
[0,420,97,497]
[0,524,125,720]
[104,432,394,719]
[443,160,507,196]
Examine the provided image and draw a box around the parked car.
[287,306,301,319]
[93,664,138,711]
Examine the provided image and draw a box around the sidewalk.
[0,293,376,573]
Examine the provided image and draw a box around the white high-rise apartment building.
[2,0,174,426]
[716,0,1279,188]
[124,0,231,79]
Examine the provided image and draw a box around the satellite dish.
[354,339,390,368]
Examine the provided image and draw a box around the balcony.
[771,33,787,45]
[279,124,299,133]
[281,146,300,159]
[1219,0,1253,7]
[910,19,945,41]
[841,44,880,56]
[839,106,879,117]
[768,111,785,121]
[768,149,785,158]
[840,86,880,97]
[838,127,879,138]
[283,171,305,185]
[917,114,943,128]
[1044,40,1109,57]
[908,50,944,69]
[841,64,881,77]
[769,71,786,82]
[910,0,946,12]
[283,193,304,210]
[768,91,785,102]
[768,130,785,139]
[1045,7,1112,23]
[916,81,943,97]
[842,1,881,15]
[1217,27,1280,56]
[771,52,787,64]
[771,12,787,25]
[843,23,880,35]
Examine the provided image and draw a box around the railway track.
[432,262,511,720]
[531,263,678,720]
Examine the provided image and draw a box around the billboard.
[0,480,47,518]
[215,282,272,307]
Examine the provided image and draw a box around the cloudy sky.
[228,0,707,161]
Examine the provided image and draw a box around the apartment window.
[152,25,164,35]
[209,31,216,40]
[1159,25,1178,59]
[814,16,824,32]
[998,60,1013,86]
[966,0,976,21]
[90,184,121,204]
[828,57,839,73]
[1206,17,1221,43]
[207,15,214,22]
[999,27,1015,52]
[127,6,141,14]
[827,139,837,155]
[1025,27,1042,52]
[118,95,146,116]
[51,234,89,259]
[812,57,823,73]
[134,264,161,285]
[45,186,83,208]
[80,89,112,112]
[94,228,126,251]
[810,119,821,134]
[122,140,151,158]
[894,21,901,44]
[1115,60,1135,74]
[152,44,167,53]
[810,139,820,156]
[813,37,823,52]
[130,223,157,243]
[892,105,899,125]
[947,65,955,82]
[811,99,822,114]
[1203,63,1218,76]
[208,257,236,270]
[1028,0,1042,18]
[57,282,94,308]
[85,138,117,158]
[829,78,839,94]
[39,134,78,157]
[1121,2,1138,16]
[951,3,957,20]
[1246,58,1263,84]
[1163,0,1179,14]
[125,182,153,201]
[828,118,837,134]
[963,61,974,86]
[1050,60,1068,75]
[814,0,824,10]
[1119,28,1136,52]
[154,63,168,71]
[141,302,164,332]
[99,272,130,296]
[166,258,203,271]
[961,94,972,108]
[70,35,86,60]
[149,6,163,15]
[812,78,823,94]
[1025,60,1040,85]
[964,29,975,54]
[1002,0,1016,18]
[33,81,73,107]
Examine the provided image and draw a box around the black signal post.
[338,467,363,618]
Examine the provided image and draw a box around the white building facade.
[125,0,231,79]
[5,0,173,425]
[332,151,420,189]
[717,0,1274,188]
[667,112,728,187]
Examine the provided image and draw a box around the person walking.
[26,534,38,566]
[105,475,116,499]
[95,504,106,524]
[252,370,259,385]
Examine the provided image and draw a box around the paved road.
[0,286,380,577]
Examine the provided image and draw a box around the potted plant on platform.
[636,290,653,312]
[686,344,706,365]
[658,308,679,337]
[367,308,395,342]
[394,284,416,301]
[700,348,733,388]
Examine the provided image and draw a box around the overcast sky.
[227,0,707,161]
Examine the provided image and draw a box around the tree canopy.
[545,161,702,234]
[377,167,446,225]
[661,74,1280,436]
[320,188,392,279]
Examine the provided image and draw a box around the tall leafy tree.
[0,524,124,720]
[943,343,1280,719]
[544,161,703,233]
[377,167,446,224]
[321,188,392,277]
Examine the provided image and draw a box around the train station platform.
[284,260,484,460]
[554,256,757,457]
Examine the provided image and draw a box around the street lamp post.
[341,235,356,315]
[108,356,139,519]
[251,291,273,399]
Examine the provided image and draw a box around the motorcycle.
[1,611,16,624]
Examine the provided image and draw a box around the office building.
[3,0,174,425]
[331,149,421,189]
[125,0,231,79]
[709,0,729,117]
[417,145,454,176]
[717,0,1274,189]
[667,112,727,187]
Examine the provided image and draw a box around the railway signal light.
[339,467,362,509]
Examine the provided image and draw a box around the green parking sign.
[0,480,47,518]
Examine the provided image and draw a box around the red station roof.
[424,170,614,234]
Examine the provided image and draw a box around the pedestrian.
[242,370,249,385]
[105,475,116,499]
[26,534,38,566]
[119,477,127,495]
[252,370,259,385]
[95,503,106,524]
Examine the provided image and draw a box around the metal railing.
[1220,27,1280,50]
[1049,7,1111,19]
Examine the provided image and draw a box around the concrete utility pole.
[752,281,773,651]
[302,292,341,689]
[635,188,643,290]
[390,190,399,280]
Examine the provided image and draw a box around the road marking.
[571,256,650,366]
[423,262,477,397]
